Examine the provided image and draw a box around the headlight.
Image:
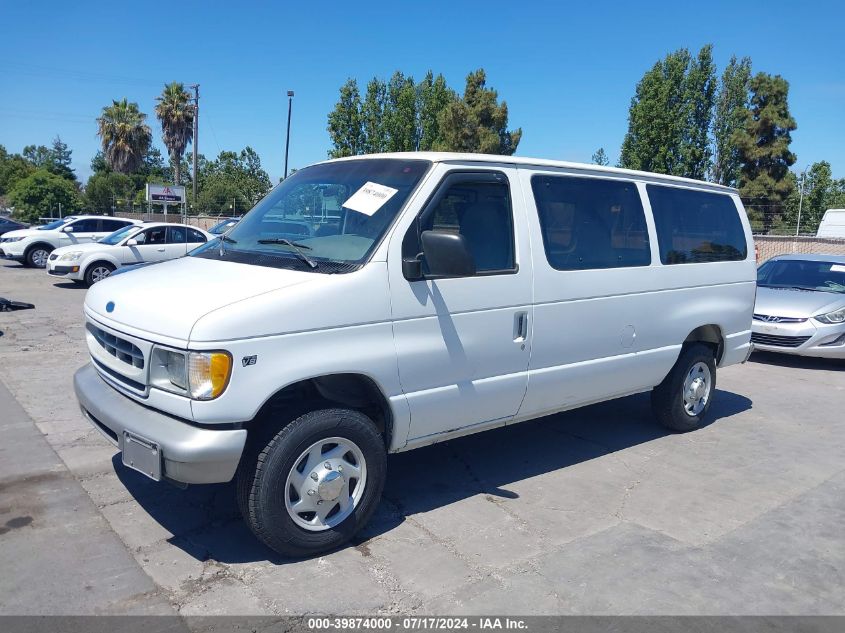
[150,347,231,400]
[815,307,845,324]
[59,251,83,261]
[2,237,23,243]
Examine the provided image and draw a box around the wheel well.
[251,374,393,445]
[684,325,724,363]
[25,242,53,255]
[85,260,115,275]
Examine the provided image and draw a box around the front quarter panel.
[188,262,405,434]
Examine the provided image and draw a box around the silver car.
[753,254,845,358]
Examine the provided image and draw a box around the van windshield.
[190,158,431,272]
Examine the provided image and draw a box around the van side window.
[647,185,747,264]
[405,175,516,274]
[531,175,651,270]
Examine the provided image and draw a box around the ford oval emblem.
[106,301,115,313]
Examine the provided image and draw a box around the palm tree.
[96,99,152,174]
[155,82,194,185]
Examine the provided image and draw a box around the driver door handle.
[514,311,529,342]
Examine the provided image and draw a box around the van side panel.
[516,169,755,422]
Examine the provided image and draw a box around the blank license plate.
[122,432,162,481]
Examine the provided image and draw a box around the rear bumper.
[74,363,247,484]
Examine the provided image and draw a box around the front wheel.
[25,245,52,268]
[651,343,716,432]
[237,408,387,557]
[84,262,115,286]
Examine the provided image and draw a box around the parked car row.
[1,215,222,286]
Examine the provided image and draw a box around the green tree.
[155,82,194,186]
[48,136,77,181]
[22,145,53,168]
[84,172,136,215]
[620,48,691,175]
[327,79,364,158]
[713,56,752,187]
[592,147,610,166]
[196,147,272,213]
[435,69,521,154]
[416,71,454,151]
[734,73,797,232]
[783,162,845,233]
[9,169,82,223]
[681,44,716,180]
[384,71,418,152]
[361,77,388,154]
[96,98,153,174]
[0,147,35,198]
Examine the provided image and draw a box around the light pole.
[796,165,809,236]
[189,84,200,204]
[284,90,294,179]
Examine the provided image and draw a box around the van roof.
[324,152,737,194]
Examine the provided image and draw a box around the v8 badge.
[241,355,258,367]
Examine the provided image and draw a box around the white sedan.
[46,222,213,286]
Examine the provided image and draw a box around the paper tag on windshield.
[831,264,845,273]
[343,182,398,216]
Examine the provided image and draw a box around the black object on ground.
[0,297,35,312]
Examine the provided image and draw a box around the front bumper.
[47,264,80,276]
[751,319,845,359]
[74,363,247,484]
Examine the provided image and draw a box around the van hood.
[755,286,845,319]
[85,257,316,342]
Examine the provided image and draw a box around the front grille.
[751,333,812,348]
[87,323,145,369]
[753,313,807,324]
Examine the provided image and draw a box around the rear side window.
[70,219,101,232]
[167,226,186,243]
[531,175,651,270]
[102,219,130,232]
[187,228,207,243]
[647,185,747,264]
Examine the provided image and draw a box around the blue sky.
[1,0,843,183]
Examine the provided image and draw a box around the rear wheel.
[651,343,716,432]
[25,245,52,268]
[84,262,115,286]
[237,408,386,557]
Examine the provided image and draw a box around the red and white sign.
[146,184,186,203]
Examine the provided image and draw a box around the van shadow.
[114,388,752,565]
[749,350,843,372]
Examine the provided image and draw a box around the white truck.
[73,153,756,557]
[816,209,845,238]
[0,215,139,268]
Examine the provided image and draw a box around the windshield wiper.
[217,234,237,256]
[256,238,317,268]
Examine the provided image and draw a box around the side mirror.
[412,230,476,279]
[125,238,138,247]
[62,225,74,233]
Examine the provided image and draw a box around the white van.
[73,153,756,556]
[816,209,845,238]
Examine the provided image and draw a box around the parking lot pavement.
[1,261,844,616]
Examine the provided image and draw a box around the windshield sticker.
[342,182,398,216]
[831,264,845,273]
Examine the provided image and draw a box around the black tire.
[651,343,717,432]
[238,408,387,557]
[84,261,115,287]
[25,244,52,268]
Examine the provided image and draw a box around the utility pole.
[284,90,294,179]
[796,165,809,237]
[189,84,200,205]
